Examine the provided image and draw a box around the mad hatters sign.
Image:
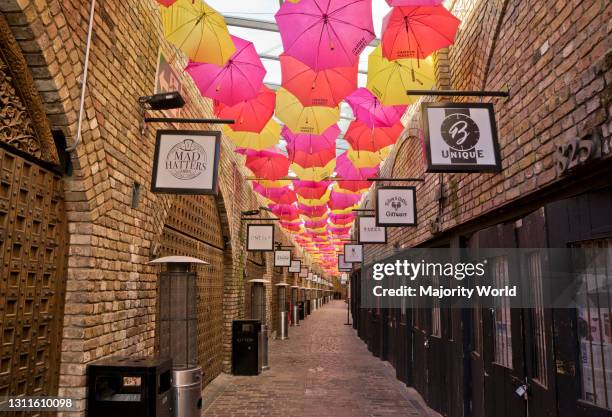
[422,103,501,172]
[344,244,363,263]
[152,130,221,194]
[246,224,275,252]
[376,186,417,227]
[358,216,387,244]
[274,250,292,267]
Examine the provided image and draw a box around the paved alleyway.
[202,300,436,417]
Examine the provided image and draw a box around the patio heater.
[150,256,207,417]
[248,279,269,371]
[291,286,300,326]
[275,283,289,340]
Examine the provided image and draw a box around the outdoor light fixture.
[139,91,185,110]
[241,209,261,216]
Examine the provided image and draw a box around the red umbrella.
[382,6,461,60]
[252,182,297,205]
[345,120,403,152]
[241,149,290,180]
[280,54,358,107]
[293,181,332,199]
[186,35,266,105]
[270,204,300,221]
[156,0,177,6]
[386,0,443,5]
[289,149,336,169]
[275,0,375,70]
[214,85,275,133]
[328,190,362,211]
[345,88,407,128]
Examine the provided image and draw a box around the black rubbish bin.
[87,356,172,417]
[232,320,261,375]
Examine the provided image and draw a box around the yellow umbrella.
[224,119,280,150]
[367,46,436,106]
[161,0,235,66]
[290,159,336,181]
[330,205,357,215]
[256,179,291,188]
[275,88,339,134]
[332,183,362,195]
[347,146,392,168]
[297,188,332,206]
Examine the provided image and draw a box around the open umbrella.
[214,85,275,133]
[290,148,336,169]
[283,125,339,154]
[385,0,443,6]
[270,204,300,221]
[225,119,281,150]
[382,6,460,60]
[280,54,358,107]
[297,188,332,206]
[241,149,290,180]
[335,151,378,179]
[156,0,177,6]
[345,120,403,152]
[276,88,340,134]
[367,46,436,105]
[275,0,375,70]
[186,35,266,106]
[328,190,362,211]
[293,180,331,199]
[329,212,356,225]
[298,203,328,218]
[161,0,235,65]
[252,182,297,205]
[291,159,336,181]
[345,88,407,128]
[347,147,392,168]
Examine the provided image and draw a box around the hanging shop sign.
[289,260,301,273]
[274,250,292,267]
[308,272,313,281]
[376,186,417,227]
[344,244,364,263]
[358,216,387,244]
[422,103,501,172]
[338,254,352,272]
[152,130,221,194]
[299,267,309,278]
[246,224,275,252]
[341,273,348,284]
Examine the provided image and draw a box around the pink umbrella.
[335,152,379,179]
[252,182,297,205]
[240,149,290,180]
[275,0,375,70]
[386,0,443,5]
[305,219,329,229]
[329,212,356,225]
[328,190,362,211]
[186,36,266,106]
[345,88,407,128]
[283,125,340,154]
[213,85,275,133]
[270,204,300,221]
[293,181,331,199]
[298,203,328,218]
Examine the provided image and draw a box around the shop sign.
[289,260,301,273]
[152,130,221,194]
[274,250,291,267]
[338,254,352,272]
[246,224,274,252]
[299,267,308,278]
[358,216,387,244]
[376,186,417,227]
[344,244,364,263]
[422,103,501,172]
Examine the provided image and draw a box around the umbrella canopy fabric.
[347,147,392,168]
[336,180,373,193]
[298,203,328,218]
[385,0,444,7]
[328,190,362,210]
[275,0,375,71]
[345,88,407,128]
[242,149,290,180]
[283,125,339,154]
[186,36,266,106]
[335,151,379,180]
[367,46,436,105]
[280,54,358,107]
[293,180,331,199]
[290,148,336,168]
[291,159,336,181]
[381,6,460,60]
[225,118,281,150]
[276,88,340,134]
[252,182,297,205]
[329,212,355,225]
[270,204,300,221]
[297,188,331,206]
[345,120,403,152]
[161,0,235,65]
[214,85,275,133]
[156,0,177,6]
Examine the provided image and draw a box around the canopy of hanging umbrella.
[347,147,392,168]
[252,182,297,204]
[241,149,290,180]
[160,0,235,65]
[186,35,266,106]
[283,125,339,154]
[345,88,407,128]
[329,212,356,225]
[305,219,329,229]
[328,190,362,211]
[291,159,336,181]
[335,151,379,180]
[281,221,303,232]
[280,54,358,107]
[298,203,328,218]
[214,85,275,133]
[290,148,336,169]
[225,118,281,150]
[344,120,403,152]
[156,0,177,7]
[275,0,375,70]
[293,180,332,199]
[276,88,340,134]
[385,0,444,7]
[381,6,460,60]
[270,204,300,221]
[297,188,332,206]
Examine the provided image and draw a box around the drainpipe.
[66,0,96,152]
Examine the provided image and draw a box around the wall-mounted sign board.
[358,216,387,244]
[376,186,417,227]
[152,130,221,194]
[299,267,308,278]
[289,260,301,273]
[338,254,352,272]
[422,103,501,172]
[344,244,364,263]
[246,224,275,252]
[274,250,291,267]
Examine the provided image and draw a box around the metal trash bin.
[232,320,261,375]
[171,368,202,417]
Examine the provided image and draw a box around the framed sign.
[344,244,363,263]
[274,250,291,267]
[376,186,417,227]
[422,103,501,172]
[246,224,275,252]
[358,216,387,244]
[152,130,221,194]
[299,268,308,278]
[289,260,301,273]
[307,272,313,280]
[338,254,352,272]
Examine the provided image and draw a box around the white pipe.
[66,0,96,152]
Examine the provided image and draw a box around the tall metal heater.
[275,283,289,340]
[291,286,300,326]
[150,256,207,417]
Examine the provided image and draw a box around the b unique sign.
[344,244,363,263]
[289,260,301,273]
[338,254,352,272]
[152,130,221,194]
[246,224,274,252]
[376,186,417,227]
[274,250,291,267]
[358,216,387,244]
[422,103,501,172]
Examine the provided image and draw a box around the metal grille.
[574,239,612,409]
[527,251,548,387]
[0,148,67,411]
[491,256,512,368]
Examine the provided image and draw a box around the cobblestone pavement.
[202,300,437,417]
